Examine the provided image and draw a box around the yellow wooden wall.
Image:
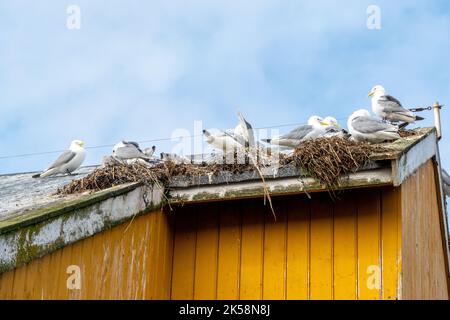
[0,208,174,300]
[0,159,448,300]
[400,160,449,299]
[170,188,402,300]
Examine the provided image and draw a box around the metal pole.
[434,101,442,140]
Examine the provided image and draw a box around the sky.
[0,0,449,175]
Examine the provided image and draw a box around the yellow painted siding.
[401,160,449,299]
[0,209,173,300]
[170,190,403,300]
[1,160,447,300]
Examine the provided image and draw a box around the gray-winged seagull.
[368,85,424,123]
[32,140,86,178]
[347,109,400,143]
[261,115,328,148]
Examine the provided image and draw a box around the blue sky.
[0,0,449,174]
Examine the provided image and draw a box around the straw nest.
[283,136,385,190]
[57,137,387,196]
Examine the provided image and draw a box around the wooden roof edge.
[169,168,393,205]
[391,129,437,187]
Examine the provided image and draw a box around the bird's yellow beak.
[319,121,328,126]
[80,141,85,147]
[368,91,374,97]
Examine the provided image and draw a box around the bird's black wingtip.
[32,173,41,178]
[415,115,425,121]
[261,139,271,143]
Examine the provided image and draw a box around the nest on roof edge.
[56,136,395,196]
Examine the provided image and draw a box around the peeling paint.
[0,184,164,274]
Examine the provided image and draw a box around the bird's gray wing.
[47,150,76,170]
[237,112,255,147]
[123,141,143,152]
[223,131,245,145]
[281,125,313,140]
[352,116,397,133]
[116,145,147,159]
[378,95,410,114]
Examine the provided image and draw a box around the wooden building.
[0,127,448,299]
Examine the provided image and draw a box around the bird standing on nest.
[261,115,328,149]
[203,129,243,153]
[234,112,255,148]
[112,141,154,162]
[322,116,349,138]
[368,85,424,124]
[347,109,400,143]
[32,140,86,178]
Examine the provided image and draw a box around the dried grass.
[57,138,386,199]
[284,137,385,191]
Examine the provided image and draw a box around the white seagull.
[203,129,243,153]
[160,152,190,164]
[442,169,450,197]
[112,141,151,161]
[261,115,328,148]
[368,85,424,123]
[144,146,156,158]
[234,112,255,148]
[347,109,400,143]
[322,116,349,138]
[32,140,86,178]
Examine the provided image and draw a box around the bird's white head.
[70,140,85,150]
[324,116,340,128]
[307,115,327,128]
[368,85,385,97]
[347,109,371,132]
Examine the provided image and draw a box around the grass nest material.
[56,161,166,195]
[56,156,259,196]
[286,137,385,190]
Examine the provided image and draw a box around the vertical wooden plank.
[0,269,15,299]
[38,251,53,299]
[310,194,334,300]
[240,200,264,300]
[194,203,219,300]
[286,196,310,300]
[334,192,357,300]
[79,235,94,300]
[57,243,73,299]
[154,209,174,300]
[262,200,287,300]
[67,239,84,300]
[171,206,197,299]
[381,187,400,300]
[11,265,28,299]
[144,211,158,299]
[357,189,381,300]
[217,205,242,300]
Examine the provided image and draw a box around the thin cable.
[0,112,407,160]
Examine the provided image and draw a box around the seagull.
[32,140,86,178]
[442,169,450,197]
[261,116,328,148]
[347,109,400,143]
[144,146,156,158]
[234,112,255,148]
[112,141,151,161]
[368,85,424,123]
[322,116,349,138]
[160,152,190,164]
[203,129,244,153]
